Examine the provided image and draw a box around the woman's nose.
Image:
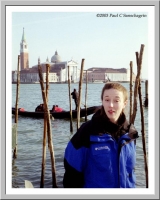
[109,101,114,107]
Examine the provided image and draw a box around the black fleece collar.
[91,109,137,140]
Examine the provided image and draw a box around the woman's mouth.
[108,110,114,114]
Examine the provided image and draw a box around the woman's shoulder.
[75,120,93,136]
[70,120,93,148]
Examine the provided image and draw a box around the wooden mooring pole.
[135,45,148,188]
[77,59,85,130]
[138,77,148,188]
[40,62,51,188]
[13,55,20,159]
[38,61,57,188]
[15,55,20,124]
[85,70,88,122]
[144,80,148,107]
[131,46,144,124]
[129,61,133,124]
[68,65,73,132]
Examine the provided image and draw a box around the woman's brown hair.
[101,82,128,101]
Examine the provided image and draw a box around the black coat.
[71,91,78,100]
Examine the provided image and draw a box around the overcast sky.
[8,5,155,79]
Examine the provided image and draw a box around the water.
[12,83,148,188]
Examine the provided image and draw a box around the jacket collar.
[91,109,138,140]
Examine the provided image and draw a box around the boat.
[92,80,104,83]
[12,106,101,119]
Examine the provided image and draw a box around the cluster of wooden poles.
[38,58,87,187]
[12,56,88,188]
[129,44,148,188]
[13,44,148,188]
[37,60,57,188]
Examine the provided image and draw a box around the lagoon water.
[12,83,148,188]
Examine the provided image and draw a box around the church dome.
[51,51,62,63]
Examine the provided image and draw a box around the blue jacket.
[63,110,138,188]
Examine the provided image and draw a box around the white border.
[6,5,154,12]
[6,5,155,195]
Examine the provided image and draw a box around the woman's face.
[102,89,127,123]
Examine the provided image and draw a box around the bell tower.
[20,28,29,70]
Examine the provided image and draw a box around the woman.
[52,105,63,112]
[63,82,139,188]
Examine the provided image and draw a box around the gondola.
[12,106,101,119]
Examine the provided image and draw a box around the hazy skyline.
[9,6,154,79]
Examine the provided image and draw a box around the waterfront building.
[83,67,136,82]
[12,71,17,82]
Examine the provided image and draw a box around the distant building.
[12,71,17,82]
[83,67,136,82]
[13,28,80,83]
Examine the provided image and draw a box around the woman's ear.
[123,100,128,109]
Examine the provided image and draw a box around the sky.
[9,6,155,80]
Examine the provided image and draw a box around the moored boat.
[12,106,101,119]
